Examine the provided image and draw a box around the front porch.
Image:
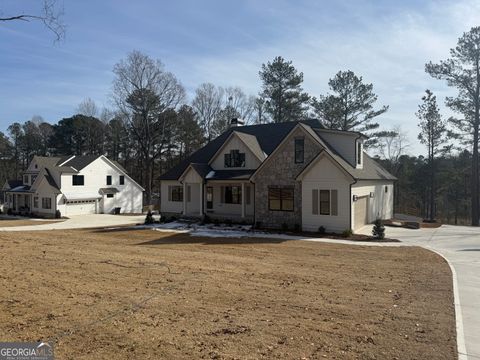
[4,191,33,215]
[182,180,254,222]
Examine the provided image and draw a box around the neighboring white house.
[159,119,396,233]
[3,155,144,217]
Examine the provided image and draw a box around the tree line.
[1,26,480,226]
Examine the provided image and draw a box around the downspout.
[201,179,205,218]
[350,178,358,231]
[252,180,256,227]
[350,133,363,231]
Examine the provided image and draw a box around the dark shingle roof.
[61,155,102,171]
[7,179,23,188]
[159,119,321,180]
[44,168,60,190]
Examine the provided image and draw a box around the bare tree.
[0,0,65,41]
[376,126,409,174]
[192,83,224,141]
[76,98,99,117]
[223,87,256,124]
[112,50,185,204]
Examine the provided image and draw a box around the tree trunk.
[145,158,152,206]
[472,121,479,226]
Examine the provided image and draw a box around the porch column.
[199,182,203,216]
[183,182,187,214]
[241,182,245,218]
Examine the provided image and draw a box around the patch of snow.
[205,171,215,179]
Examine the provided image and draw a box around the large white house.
[3,155,143,217]
[159,119,396,233]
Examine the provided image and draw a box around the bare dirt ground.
[0,219,64,227]
[0,228,456,359]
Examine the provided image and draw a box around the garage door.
[65,200,97,216]
[354,196,368,230]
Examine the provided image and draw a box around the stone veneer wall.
[254,127,322,229]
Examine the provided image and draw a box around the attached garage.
[61,193,101,216]
[353,196,369,230]
[65,200,97,216]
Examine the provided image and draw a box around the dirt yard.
[0,219,64,227]
[0,228,456,359]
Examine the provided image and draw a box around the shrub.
[255,221,263,229]
[7,208,12,215]
[372,219,385,239]
[55,210,61,219]
[225,218,233,227]
[281,222,288,231]
[213,218,220,226]
[342,229,353,238]
[318,226,326,234]
[203,215,211,224]
[294,223,301,232]
[144,210,154,225]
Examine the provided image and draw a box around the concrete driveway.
[0,214,145,231]
[358,224,479,360]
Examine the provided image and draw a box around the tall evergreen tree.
[259,56,310,123]
[426,26,480,226]
[416,90,447,221]
[312,70,388,145]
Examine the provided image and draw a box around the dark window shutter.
[220,186,225,203]
[187,185,191,202]
[168,186,172,201]
[246,185,251,205]
[312,189,318,215]
[331,190,338,216]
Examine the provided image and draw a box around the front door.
[206,187,213,210]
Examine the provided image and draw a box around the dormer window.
[357,142,362,165]
[23,175,29,185]
[224,150,245,168]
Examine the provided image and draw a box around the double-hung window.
[72,175,84,186]
[169,186,183,202]
[295,138,304,163]
[268,187,294,211]
[312,189,338,216]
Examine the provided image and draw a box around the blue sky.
[1,0,480,154]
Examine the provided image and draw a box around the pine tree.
[259,56,310,123]
[372,219,385,239]
[312,70,388,146]
[426,26,480,226]
[416,90,446,221]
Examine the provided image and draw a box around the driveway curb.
[423,247,468,360]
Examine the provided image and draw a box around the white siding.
[31,178,57,216]
[351,180,394,228]
[301,156,353,232]
[60,157,142,214]
[185,183,201,215]
[160,180,183,214]
[210,134,261,170]
[182,167,202,183]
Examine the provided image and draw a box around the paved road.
[358,225,480,360]
[0,214,145,231]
